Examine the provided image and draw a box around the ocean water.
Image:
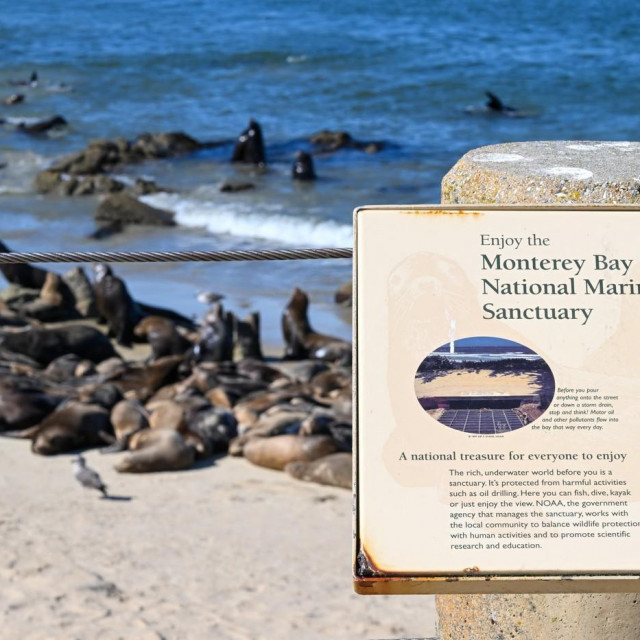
[0,0,638,346]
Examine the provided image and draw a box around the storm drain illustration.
[414,336,555,434]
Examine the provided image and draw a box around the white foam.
[545,166,593,180]
[0,150,50,193]
[141,193,353,247]
[286,55,308,63]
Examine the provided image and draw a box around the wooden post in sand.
[436,140,640,639]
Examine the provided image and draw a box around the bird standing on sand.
[72,455,108,497]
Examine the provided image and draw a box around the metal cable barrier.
[0,247,353,264]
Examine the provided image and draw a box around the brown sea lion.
[92,263,142,347]
[7,402,113,455]
[114,428,195,473]
[281,288,351,362]
[19,271,78,321]
[285,452,352,489]
[102,399,149,452]
[0,239,49,289]
[133,316,192,360]
[234,312,263,360]
[231,118,266,167]
[0,324,118,366]
[242,434,339,471]
[0,385,61,431]
[105,355,184,401]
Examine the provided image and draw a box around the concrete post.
[436,140,640,639]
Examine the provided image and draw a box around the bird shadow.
[100,495,133,502]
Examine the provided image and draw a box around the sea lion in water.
[285,452,352,489]
[3,93,24,106]
[6,402,113,455]
[92,263,142,347]
[242,434,339,471]
[292,151,316,180]
[231,118,266,167]
[114,428,195,473]
[281,288,351,362]
[0,325,118,366]
[133,316,192,360]
[9,71,38,88]
[0,239,49,289]
[17,115,67,134]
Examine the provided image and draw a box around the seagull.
[196,291,224,305]
[72,455,108,497]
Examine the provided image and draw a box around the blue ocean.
[0,0,637,345]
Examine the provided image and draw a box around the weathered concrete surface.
[437,140,640,640]
[442,141,640,204]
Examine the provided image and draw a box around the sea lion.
[102,399,149,452]
[114,428,195,473]
[242,434,339,471]
[3,93,24,106]
[43,353,83,382]
[9,71,37,87]
[192,302,234,363]
[92,263,142,347]
[0,239,49,289]
[465,92,531,118]
[19,271,78,321]
[292,151,316,180]
[104,355,184,401]
[234,312,263,360]
[8,401,113,455]
[285,452,352,489]
[17,115,67,134]
[0,385,61,431]
[281,288,351,362]
[133,316,192,360]
[230,119,266,166]
[0,325,118,366]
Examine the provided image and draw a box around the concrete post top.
[442,140,640,205]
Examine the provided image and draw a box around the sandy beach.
[415,370,540,398]
[0,438,436,640]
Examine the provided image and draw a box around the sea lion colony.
[0,254,353,490]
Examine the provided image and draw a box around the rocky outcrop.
[95,193,175,227]
[35,132,202,196]
[309,130,384,153]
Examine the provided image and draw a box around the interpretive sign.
[354,205,640,594]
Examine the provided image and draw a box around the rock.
[310,130,353,150]
[129,132,202,159]
[87,221,124,240]
[309,129,384,153]
[34,130,201,197]
[219,181,255,193]
[95,193,175,226]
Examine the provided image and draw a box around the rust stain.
[404,208,483,217]
[356,545,384,577]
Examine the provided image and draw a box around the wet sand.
[0,438,436,639]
